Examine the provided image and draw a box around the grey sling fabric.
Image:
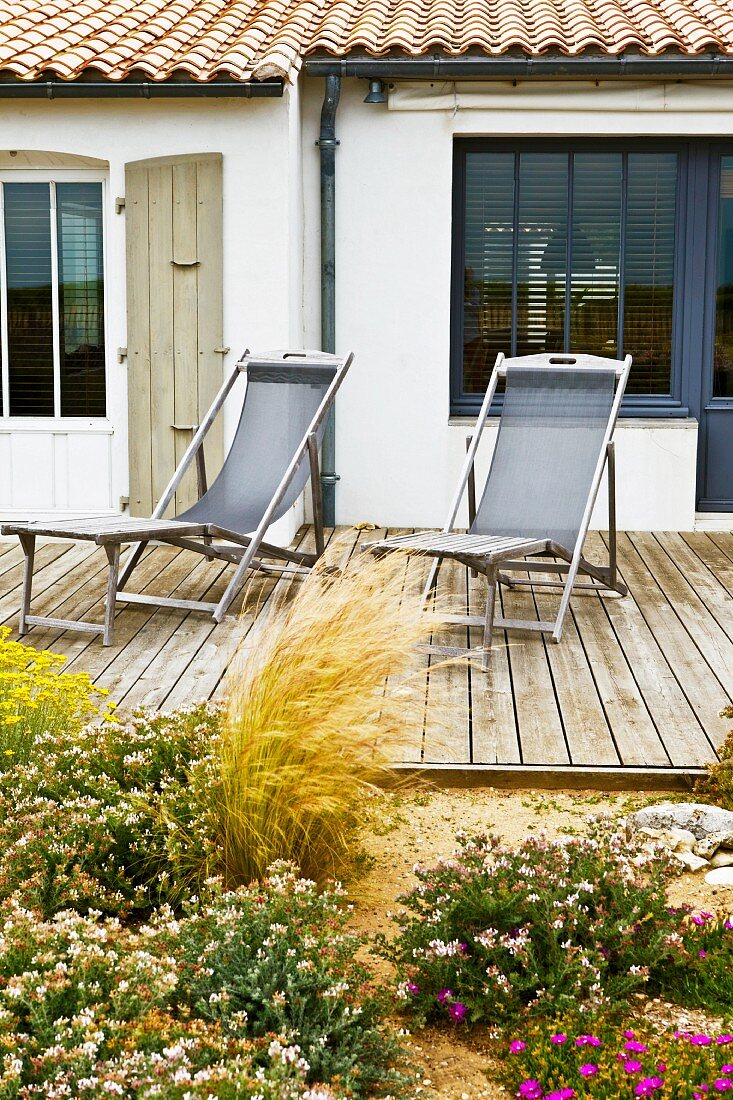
[472,365,617,550]
[179,359,336,533]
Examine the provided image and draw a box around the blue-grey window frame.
[450,137,692,417]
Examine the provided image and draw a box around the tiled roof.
[0,0,732,84]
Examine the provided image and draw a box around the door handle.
[171,424,198,431]
[170,259,200,267]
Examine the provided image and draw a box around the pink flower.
[518,1080,543,1099]
[624,1030,636,1039]
[579,1064,598,1077]
[510,1041,527,1053]
[437,988,453,1004]
[407,981,420,995]
[635,1078,664,1096]
[625,1041,649,1053]
[690,1035,714,1046]
[719,1037,733,1046]
[448,1002,468,1022]
[546,1091,575,1100]
[624,1060,644,1073]
[551,1033,568,1045]
[714,1080,733,1092]
[699,950,708,958]
[576,1035,603,1047]
[722,1067,733,1075]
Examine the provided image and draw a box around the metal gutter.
[305,54,733,79]
[317,74,341,527]
[0,79,282,98]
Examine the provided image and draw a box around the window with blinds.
[0,179,106,418]
[455,145,678,404]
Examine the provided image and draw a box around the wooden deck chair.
[2,349,353,645]
[365,352,632,670]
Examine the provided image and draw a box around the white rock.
[694,832,732,859]
[710,850,733,869]
[674,850,709,872]
[628,804,733,843]
[704,867,733,886]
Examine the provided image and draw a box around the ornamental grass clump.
[218,549,433,886]
[381,825,733,1027]
[501,1016,733,1098]
[0,626,112,759]
[696,706,733,810]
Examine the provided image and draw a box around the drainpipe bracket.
[320,474,341,485]
[315,138,340,148]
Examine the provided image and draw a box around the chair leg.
[103,544,121,646]
[481,565,498,672]
[551,554,583,643]
[422,557,444,605]
[18,534,35,636]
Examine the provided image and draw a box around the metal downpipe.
[318,74,341,526]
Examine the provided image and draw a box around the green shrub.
[0,868,406,1098]
[381,826,733,1027]
[499,1014,733,1098]
[696,705,733,810]
[0,703,221,917]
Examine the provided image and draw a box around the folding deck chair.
[2,349,353,645]
[365,352,632,670]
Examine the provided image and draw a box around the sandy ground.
[348,787,733,1099]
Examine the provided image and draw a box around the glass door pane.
[4,183,54,416]
[714,157,733,398]
[56,182,106,416]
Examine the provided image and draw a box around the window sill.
[0,418,113,434]
[448,416,699,429]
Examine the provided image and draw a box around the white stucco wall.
[299,75,733,531]
[0,88,303,542]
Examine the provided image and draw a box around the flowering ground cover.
[0,866,404,1098]
[381,826,733,1027]
[500,1018,733,1098]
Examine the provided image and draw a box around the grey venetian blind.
[459,148,678,398]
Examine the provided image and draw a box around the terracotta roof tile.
[0,0,731,84]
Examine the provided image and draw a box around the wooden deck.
[1,526,732,789]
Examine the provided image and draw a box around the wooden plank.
[49,545,180,669]
[195,154,224,484]
[629,531,733,704]
[531,569,619,766]
[468,565,521,765]
[423,553,471,764]
[148,163,176,515]
[682,532,733,592]
[501,569,569,766]
[603,532,729,753]
[125,160,153,516]
[162,526,317,711]
[0,542,96,628]
[172,159,200,513]
[392,762,707,793]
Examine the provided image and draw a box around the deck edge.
[391,762,710,792]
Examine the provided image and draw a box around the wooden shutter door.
[125,153,224,515]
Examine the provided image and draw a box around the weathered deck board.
[0,527,730,787]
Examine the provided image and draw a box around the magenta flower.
[448,1001,468,1022]
[576,1035,603,1047]
[579,1064,598,1077]
[518,1080,543,1099]
[437,988,453,1004]
[635,1078,664,1096]
[546,1091,575,1100]
[407,981,420,995]
[714,1080,733,1092]
[510,1041,527,1053]
[551,1033,568,1045]
[690,1035,714,1046]
[624,1030,636,1039]
[719,1037,733,1046]
[722,1066,733,1075]
[724,920,733,930]
[699,950,708,958]
[624,1060,644,1073]
[625,1041,649,1053]
[657,1064,667,1073]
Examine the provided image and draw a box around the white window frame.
[0,169,109,425]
